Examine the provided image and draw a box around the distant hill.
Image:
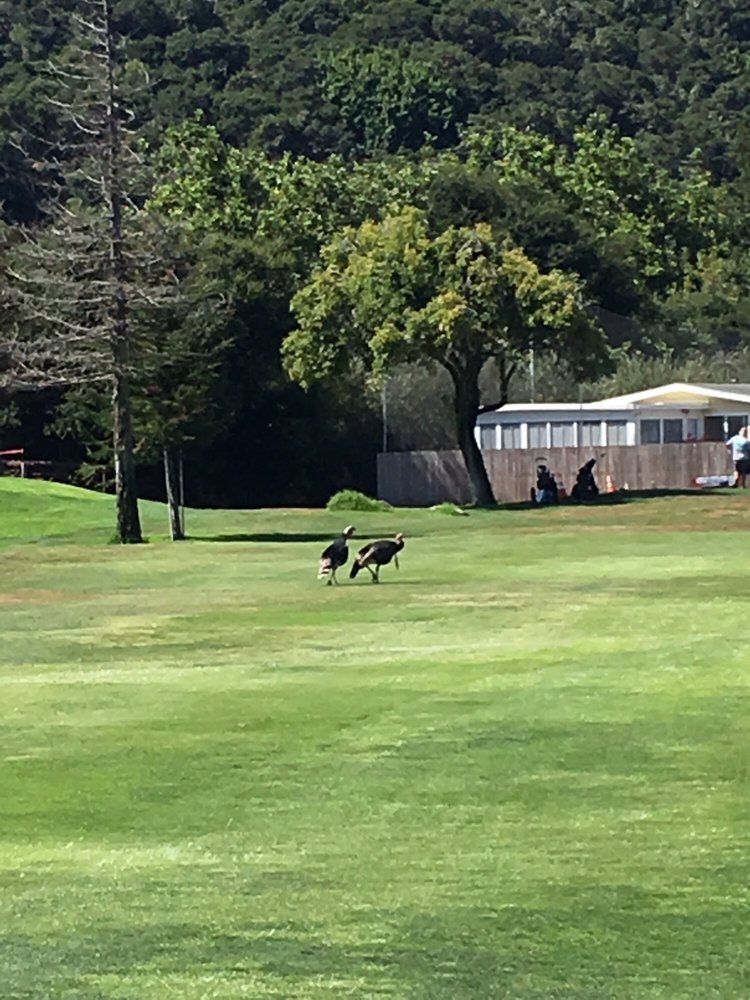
[3,0,750,222]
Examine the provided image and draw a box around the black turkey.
[349,533,405,583]
[318,525,355,585]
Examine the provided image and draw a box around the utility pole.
[381,379,388,452]
[529,334,536,403]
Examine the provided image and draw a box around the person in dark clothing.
[532,463,559,504]
[571,458,600,501]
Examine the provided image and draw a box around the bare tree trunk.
[104,0,141,544]
[447,362,496,507]
[179,452,186,538]
[112,368,142,541]
[163,446,184,540]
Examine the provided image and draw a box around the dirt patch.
[0,590,60,605]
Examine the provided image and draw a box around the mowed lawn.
[1,479,750,1000]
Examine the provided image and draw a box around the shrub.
[326,489,393,512]
[429,502,469,516]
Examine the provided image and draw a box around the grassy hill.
[2,482,750,998]
[0,477,113,542]
[0,478,176,547]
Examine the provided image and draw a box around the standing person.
[726,426,750,488]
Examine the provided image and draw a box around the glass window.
[704,416,725,441]
[640,419,661,444]
[579,421,602,447]
[500,424,521,449]
[663,418,683,443]
[527,422,547,449]
[686,418,699,440]
[480,425,496,450]
[727,415,748,437]
[606,421,628,446]
[551,422,575,447]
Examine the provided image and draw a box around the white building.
[475,382,750,451]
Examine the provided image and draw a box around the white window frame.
[550,421,577,448]
[500,423,522,450]
[527,421,549,451]
[579,420,603,447]
[479,424,498,450]
[606,420,628,446]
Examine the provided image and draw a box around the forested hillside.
[5,0,750,203]
[2,0,750,505]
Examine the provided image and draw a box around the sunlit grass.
[2,479,750,998]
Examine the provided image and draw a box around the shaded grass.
[2,480,750,997]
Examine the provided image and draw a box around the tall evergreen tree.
[1,0,175,542]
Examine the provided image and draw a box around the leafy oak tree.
[283,208,609,506]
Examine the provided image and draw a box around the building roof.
[482,382,750,418]
[487,403,594,412]
[696,383,750,396]
[595,382,750,408]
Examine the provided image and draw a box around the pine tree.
[1,0,171,543]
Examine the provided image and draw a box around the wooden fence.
[0,452,76,482]
[377,442,733,506]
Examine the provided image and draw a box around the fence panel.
[377,443,732,506]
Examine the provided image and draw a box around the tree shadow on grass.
[192,532,340,543]
[493,488,735,512]
[192,527,417,544]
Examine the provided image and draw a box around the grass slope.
[0,478,169,547]
[1,480,750,998]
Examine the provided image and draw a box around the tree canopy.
[284,208,608,504]
[4,0,750,225]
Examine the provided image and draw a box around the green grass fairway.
[2,480,750,999]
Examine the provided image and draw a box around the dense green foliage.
[285,207,608,503]
[4,0,750,177]
[326,488,392,512]
[3,480,750,997]
[3,1,750,503]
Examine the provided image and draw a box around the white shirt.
[727,434,750,461]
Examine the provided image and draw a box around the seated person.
[571,458,599,501]
[533,463,559,504]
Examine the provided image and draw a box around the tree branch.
[477,357,518,413]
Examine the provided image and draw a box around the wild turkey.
[318,525,356,585]
[349,533,405,583]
